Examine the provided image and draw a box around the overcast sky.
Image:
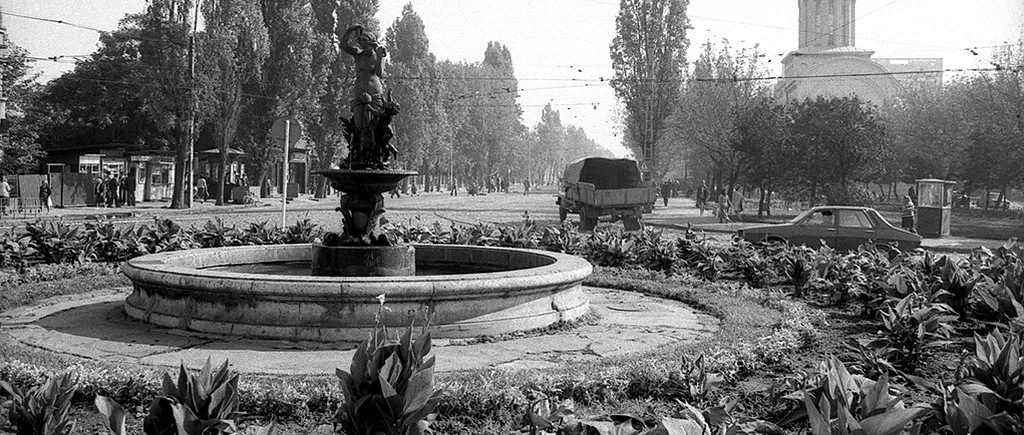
[4,0,1023,157]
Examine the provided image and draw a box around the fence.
[0,197,44,219]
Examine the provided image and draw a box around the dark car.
[737,206,922,251]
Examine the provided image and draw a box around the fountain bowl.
[314,168,418,194]
[123,244,592,342]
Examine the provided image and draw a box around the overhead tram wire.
[2,11,186,47]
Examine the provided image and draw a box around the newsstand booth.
[915,179,956,237]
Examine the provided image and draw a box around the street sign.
[271,117,302,146]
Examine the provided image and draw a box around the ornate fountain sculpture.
[313,24,418,276]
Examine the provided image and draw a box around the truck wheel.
[622,216,642,231]
[559,206,568,222]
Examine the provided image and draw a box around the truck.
[556,157,658,231]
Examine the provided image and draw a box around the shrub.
[961,330,1024,416]
[335,296,438,435]
[867,295,958,372]
[143,359,242,435]
[781,357,928,434]
[0,372,76,435]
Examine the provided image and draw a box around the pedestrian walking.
[197,175,208,203]
[716,190,732,223]
[732,189,745,216]
[39,180,52,213]
[523,178,531,195]
[696,181,709,216]
[660,181,672,207]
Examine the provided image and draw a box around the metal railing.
[0,197,44,219]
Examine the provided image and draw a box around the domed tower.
[778,0,898,105]
[798,0,857,51]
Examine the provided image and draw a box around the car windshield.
[788,210,812,224]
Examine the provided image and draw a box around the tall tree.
[788,96,885,205]
[0,43,44,175]
[200,0,270,205]
[136,0,200,208]
[385,3,441,175]
[663,39,769,193]
[464,42,521,183]
[35,25,156,151]
[952,40,1024,206]
[610,0,690,179]
[239,0,319,196]
[733,96,790,215]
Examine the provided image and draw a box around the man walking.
[696,181,709,216]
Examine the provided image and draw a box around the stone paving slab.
[1,287,718,375]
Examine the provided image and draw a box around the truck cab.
[557,157,657,231]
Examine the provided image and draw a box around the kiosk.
[914,179,956,237]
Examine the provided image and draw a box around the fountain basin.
[122,244,592,342]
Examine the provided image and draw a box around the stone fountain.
[121,25,591,342]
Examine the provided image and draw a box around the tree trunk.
[169,142,188,209]
[758,185,767,217]
[809,183,818,207]
[217,159,227,206]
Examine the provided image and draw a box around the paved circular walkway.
[1,287,718,375]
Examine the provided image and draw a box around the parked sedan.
[737,206,922,251]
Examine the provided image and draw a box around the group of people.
[93,171,136,208]
[0,177,54,215]
[693,181,744,223]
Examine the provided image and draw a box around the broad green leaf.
[858,406,927,435]
[94,395,126,435]
[645,416,705,435]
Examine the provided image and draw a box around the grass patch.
[0,268,129,311]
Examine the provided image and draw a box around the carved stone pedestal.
[311,243,415,276]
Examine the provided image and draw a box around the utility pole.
[185,1,199,208]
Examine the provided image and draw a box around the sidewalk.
[645,198,1011,254]
[0,195,330,227]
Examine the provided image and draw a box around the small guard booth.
[915,179,956,237]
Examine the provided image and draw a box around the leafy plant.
[0,372,76,435]
[143,358,242,435]
[282,217,322,244]
[781,357,928,435]
[24,219,92,264]
[867,295,958,372]
[584,228,635,267]
[666,355,722,404]
[335,296,438,435]
[961,330,1024,415]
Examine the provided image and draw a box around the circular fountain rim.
[122,243,593,298]
[122,243,593,340]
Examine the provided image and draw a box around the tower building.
[778,0,942,105]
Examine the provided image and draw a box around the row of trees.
[6,0,609,207]
[609,0,1024,211]
[665,38,1024,212]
